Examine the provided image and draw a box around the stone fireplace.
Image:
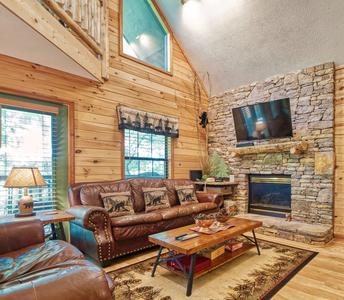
[208,62,335,243]
[249,174,291,218]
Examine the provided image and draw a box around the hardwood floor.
[104,234,344,299]
[267,234,344,300]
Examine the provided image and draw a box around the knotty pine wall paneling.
[0,0,208,183]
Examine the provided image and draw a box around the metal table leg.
[186,253,196,297]
[252,229,260,255]
[242,229,261,255]
[151,246,163,277]
[50,222,66,241]
[50,223,57,239]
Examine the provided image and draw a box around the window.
[121,0,171,72]
[124,129,170,178]
[0,107,56,215]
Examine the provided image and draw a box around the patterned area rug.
[108,240,317,300]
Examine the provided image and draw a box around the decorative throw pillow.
[100,191,134,217]
[142,187,170,212]
[175,185,198,206]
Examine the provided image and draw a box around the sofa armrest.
[196,192,224,207]
[0,219,44,255]
[66,206,115,263]
[67,205,109,231]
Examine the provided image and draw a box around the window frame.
[122,129,172,179]
[0,105,57,215]
[119,0,173,75]
[0,96,75,185]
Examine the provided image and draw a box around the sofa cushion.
[175,185,198,206]
[163,179,195,206]
[0,259,113,300]
[142,187,170,212]
[0,240,84,284]
[129,179,165,212]
[157,202,217,220]
[100,191,134,217]
[110,211,163,227]
[112,223,161,240]
[80,181,131,207]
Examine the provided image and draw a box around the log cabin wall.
[0,0,208,183]
[335,65,344,237]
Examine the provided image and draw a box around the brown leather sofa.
[67,179,223,265]
[0,219,113,300]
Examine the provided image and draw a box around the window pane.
[125,159,139,178]
[139,160,153,177]
[125,129,138,157]
[0,107,56,215]
[122,0,170,71]
[138,132,152,158]
[124,129,169,179]
[153,161,166,178]
[152,135,166,158]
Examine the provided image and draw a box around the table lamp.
[4,167,47,217]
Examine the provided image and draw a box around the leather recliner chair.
[0,219,113,300]
[67,178,223,266]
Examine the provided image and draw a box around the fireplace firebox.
[249,174,291,218]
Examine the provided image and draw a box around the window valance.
[117,105,179,138]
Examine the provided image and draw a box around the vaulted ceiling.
[157,0,344,96]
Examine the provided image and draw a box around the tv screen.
[232,98,293,142]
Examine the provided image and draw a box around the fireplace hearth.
[249,174,291,218]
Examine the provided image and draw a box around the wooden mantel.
[229,141,309,157]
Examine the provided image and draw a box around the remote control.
[175,233,199,241]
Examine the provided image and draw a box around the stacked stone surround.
[208,63,334,240]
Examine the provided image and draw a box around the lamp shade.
[4,167,47,188]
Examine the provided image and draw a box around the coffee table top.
[148,217,262,255]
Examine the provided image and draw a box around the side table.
[38,210,75,240]
[194,181,238,203]
[0,210,75,241]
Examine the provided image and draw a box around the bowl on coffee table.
[194,214,214,228]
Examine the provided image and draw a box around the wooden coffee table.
[148,217,263,296]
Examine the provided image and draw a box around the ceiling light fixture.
[181,0,190,5]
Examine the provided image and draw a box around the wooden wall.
[335,65,344,237]
[0,0,207,183]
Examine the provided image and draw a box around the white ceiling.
[157,0,344,96]
[0,5,95,80]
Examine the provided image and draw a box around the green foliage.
[203,152,232,178]
[209,152,231,177]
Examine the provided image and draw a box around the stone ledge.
[237,213,333,245]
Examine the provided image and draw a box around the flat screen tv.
[232,98,293,142]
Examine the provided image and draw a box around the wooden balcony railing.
[2,0,109,81]
[41,0,109,78]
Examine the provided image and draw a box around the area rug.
[108,240,317,300]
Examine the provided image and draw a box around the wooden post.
[100,0,109,79]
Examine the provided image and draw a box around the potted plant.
[208,152,232,182]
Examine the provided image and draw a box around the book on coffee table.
[200,244,225,260]
[225,239,244,252]
[167,255,211,273]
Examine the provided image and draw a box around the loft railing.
[40,0,109,78]
[2,0,109,80]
